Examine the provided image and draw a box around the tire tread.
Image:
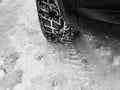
[36,0,80,42]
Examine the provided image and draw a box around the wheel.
[36,0,80,43]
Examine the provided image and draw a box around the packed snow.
[0,0,120,90]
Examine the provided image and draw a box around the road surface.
[0,0,120,90]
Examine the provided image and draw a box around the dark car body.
[58,0,120,40]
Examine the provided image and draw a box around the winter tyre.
[36,0,79,42]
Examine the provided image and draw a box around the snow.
[0,0,120,90]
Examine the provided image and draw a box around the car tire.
[36,0,80,43]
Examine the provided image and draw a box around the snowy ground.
[0,0,120,90]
